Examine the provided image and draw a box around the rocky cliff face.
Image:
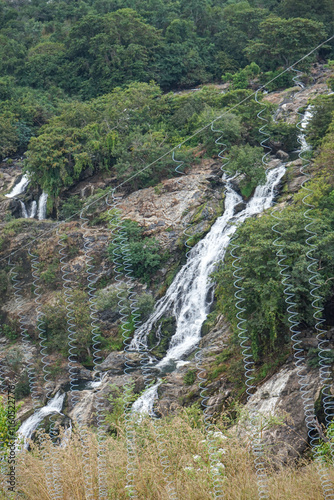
[0,66,333,464]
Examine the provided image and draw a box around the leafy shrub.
[5,347,23,372]
[0,323,17,341]
[43,290,93,361]
[213,205,334,362]
[183,369,197,386]
[15,371,31,400]
[108,220,167,283]
[226,144,266,197]
[59,195,84,220]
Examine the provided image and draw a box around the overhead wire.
[226,89,274,500]
[28,247,62,500]
[79,208,106,499]
[270,68,334,499]
[194,120,231,500]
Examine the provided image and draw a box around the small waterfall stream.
[132,165,286,412]
[17,392,65,449]
[5,174,48,220]
[37,191,48,220]
[5,174,30,199]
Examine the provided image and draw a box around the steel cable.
[227,91,278,499]
[293,67,334,494]
[229,237,269,499]
[106,190,139,499]
[193,120,233,500]
[8,255,65,496]
[79,208,107,500]
[107,189,178,500]
[270,68,334,499]
[28,247,61,500]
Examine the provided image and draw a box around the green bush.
[183,369,197,386]
[0,323,17,341]
[213,203,334,362]
[108,219,167,283]
[43,290,94,361]
[226,144,266,197]
[59,195,84,220]
[15,371,31,400]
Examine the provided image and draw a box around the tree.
[226,144,266,196]
[214,3,268,67]
[245,16,327,70]
[23,42,66,89]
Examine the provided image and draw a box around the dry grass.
[2,412,333,499]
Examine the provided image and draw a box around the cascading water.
[131,381,161,418]
[37,192,48,220]
[19,200,28,219]
[29,200,37,219]
[298,105,313,153]
[17,392,65,449]
[132,165,286,412]
[5,174,30,199]
[5,174,48,220]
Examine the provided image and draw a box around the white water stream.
[132,165,286,413]
[17,392,65,449]
[29,200,37,219]
[37,191,48,220]
[5,174,48,220]
[299,105,313,153]
[5,174,30,198]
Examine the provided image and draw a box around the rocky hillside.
[0,64,333,464]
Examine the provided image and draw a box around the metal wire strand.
[271,68,334,499]
[229,237,269,500]
[28,247,61,500]
[80,208,108,500]
[193,121,233,500]
[229,91,273,499]
[294,68,334,490]
[106,190,139,499]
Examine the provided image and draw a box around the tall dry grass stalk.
[1,411,333,499]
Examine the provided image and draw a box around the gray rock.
[276,150,289,161]
[233,362,323,465]
[98,351,141,374]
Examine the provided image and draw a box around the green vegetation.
[108,219,168,283]
[183,369,197,385]
[0,322,17,341]
[15,371,31,400]
[43,290,95,361]
[0,0,331,207]
[226,144,265,196]
[213,97,334,363]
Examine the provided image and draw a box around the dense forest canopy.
[0,0,333,207]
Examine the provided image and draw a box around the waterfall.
[84,372,107,389]
[37,192,48,220]
[298,105,313,153]
[131,381,161,417]
[29,200,37,218]
[17,392,65,449]
[5,174,30,198]
[131,165,286,412]
[19,200,28,219]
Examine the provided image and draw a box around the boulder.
[276,150,289,161]
[233,362,323,465]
